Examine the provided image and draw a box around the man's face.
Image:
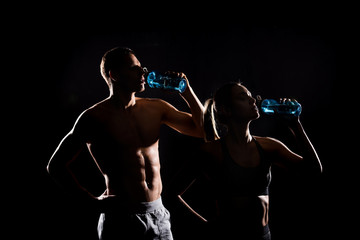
[116,53,146,93]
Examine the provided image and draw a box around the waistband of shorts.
[263,224,270,235]
[130,197,163,213]
[102,196,164,214]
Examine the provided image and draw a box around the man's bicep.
[161,101,198,136]
[47,113,89,173]
[47,131,86,172]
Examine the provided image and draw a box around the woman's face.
[230,84,260,121]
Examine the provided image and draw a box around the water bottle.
[146,71,187,93]
[260,99,302,116]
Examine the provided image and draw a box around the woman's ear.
[216,105,232,122]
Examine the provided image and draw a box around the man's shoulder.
[136,97,173,110]
[70,101,110,136]
[136,97,167,104]
[88,98,111,110]
[81,98,116,116]
[75,100,110,124]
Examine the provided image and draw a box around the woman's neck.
[226,121,253,144]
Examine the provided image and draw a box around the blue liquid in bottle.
[147,71,187,93]
[261,99,302,116]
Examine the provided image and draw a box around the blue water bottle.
[260,99,302,116]
[146,71,187,93]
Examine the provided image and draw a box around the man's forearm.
[181,85,205,137]
[48,163,96,200]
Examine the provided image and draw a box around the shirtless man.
[46,47,204,240]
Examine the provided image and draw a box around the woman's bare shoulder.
[201,139,223,160]
[253,135,287,152]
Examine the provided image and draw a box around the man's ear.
[109,70,119,82]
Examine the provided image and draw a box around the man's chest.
[96,110,162,147]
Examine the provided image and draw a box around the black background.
[7,4,353,240]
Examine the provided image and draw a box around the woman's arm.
[259,117,322,174]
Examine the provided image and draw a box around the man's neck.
[109,90,136,110]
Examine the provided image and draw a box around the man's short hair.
[100,47,134,87]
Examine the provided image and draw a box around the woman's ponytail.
[204,98,220,142]
[204,82,241,142]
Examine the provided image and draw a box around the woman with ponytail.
[178,82,322,240]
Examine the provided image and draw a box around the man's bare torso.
[80,97,165,202]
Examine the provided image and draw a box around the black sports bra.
[219,137,272,197]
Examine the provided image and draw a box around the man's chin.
[138,85,146,93]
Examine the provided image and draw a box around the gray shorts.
[97,197,173,240]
